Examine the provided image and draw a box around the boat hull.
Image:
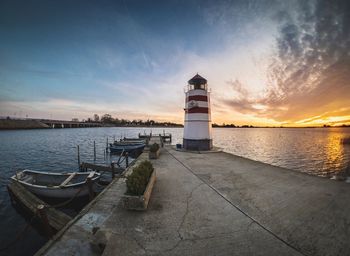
[109,143,145,153]
[11,170,100,199]
[19,182,93,198]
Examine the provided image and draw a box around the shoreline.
[1,119,349,131]
[0,119,183,130]
[0,119,50,130]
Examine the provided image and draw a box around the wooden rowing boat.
[11,170,100,198]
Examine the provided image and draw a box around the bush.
[149,143,160,152]
[126,160,154,196]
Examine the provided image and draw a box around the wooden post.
[37,204,53,238]
[77,145,81,170]
[87,177,94,201]
[93,141,96,161]
[111,162,115,179]
[159,134,164,148]
[125,152,129,168]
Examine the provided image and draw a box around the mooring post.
[77,145,81,170]
[125,152,129,168]
[159,134,164,147]
[37,204,53,238]
[113,135,115,142]
[93,141,96,161]
[87,177,94,201]
[111,162,115,179]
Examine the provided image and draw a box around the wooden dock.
[138,132,172,143]
[160,133,172,142]
[7,181,72,232]
[80,162,125,180]
[80,162,124,173]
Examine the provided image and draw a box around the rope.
[118,157,126,165]
[46,184,86,209]
[164,147,307,256]
[116,150,125,165]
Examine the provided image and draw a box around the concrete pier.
[36,146,350,256]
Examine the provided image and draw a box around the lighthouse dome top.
[188,74,208,90]
[188,74,207,86]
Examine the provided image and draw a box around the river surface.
[1,127,350,255]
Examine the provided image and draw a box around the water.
[0,127,350,255]
[213,127,350,177]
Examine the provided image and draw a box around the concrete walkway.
[37,147,350,256]
[169,148,350,256]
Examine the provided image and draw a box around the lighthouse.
[183,74,213,150]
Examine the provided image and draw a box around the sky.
[0,0,349,126]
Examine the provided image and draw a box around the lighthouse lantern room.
[183,74,213,150]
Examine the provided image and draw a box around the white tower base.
[183,138,213,151]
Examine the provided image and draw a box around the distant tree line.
[81,114,183,127]
[212,123,254,128]
[72,115,350,128]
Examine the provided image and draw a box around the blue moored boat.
[108,143,145,154]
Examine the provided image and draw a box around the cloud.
[223,0,350,125]
[1,0,348,126]
[0,97,183,122]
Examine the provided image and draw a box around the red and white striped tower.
[183,74,213,150]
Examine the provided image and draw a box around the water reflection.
[323,132,344,177]
[212,127,350,177]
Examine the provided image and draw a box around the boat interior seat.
[60,173,77,187]
[87,171,95,179]
[14,171,34,183]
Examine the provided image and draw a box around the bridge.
[38,119,103,128]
